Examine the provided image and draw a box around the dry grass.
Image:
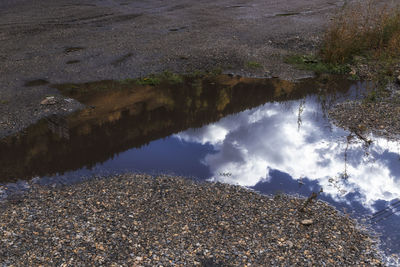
[321,0,400,64]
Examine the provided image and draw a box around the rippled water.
[0,74,399,261]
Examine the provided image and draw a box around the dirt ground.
[0,0,346,137]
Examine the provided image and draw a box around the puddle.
[0,75,349,183]
[1,74,399,261]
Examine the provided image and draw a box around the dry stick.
[353,130,372,145]
[299,188,323,212]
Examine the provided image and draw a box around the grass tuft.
[135,77,161,86]
[285,54,350,75]
[321,0,400,64]
[135,71,184,86]
[246,61,263,69]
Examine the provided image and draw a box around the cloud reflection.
[176,97,400,210]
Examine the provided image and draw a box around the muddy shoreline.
[0,174,384,266]
[0,0,346,137]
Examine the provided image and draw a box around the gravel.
[0,174,384,266]
[329,86,400,140]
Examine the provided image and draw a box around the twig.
[299,188,323,212]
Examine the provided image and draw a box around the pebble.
[0,174,384,266]
[301,219,314,225]
[40,96,57,105]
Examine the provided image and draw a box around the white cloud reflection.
[175,98,400,210]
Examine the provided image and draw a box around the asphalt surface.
[0,0,347,137]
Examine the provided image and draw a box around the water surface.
[0,75,399,261]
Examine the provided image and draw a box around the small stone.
[397,75,400,85]
[301,219,313,225]
[40,96,56,105]
[358,124,366,131]
[285,240,294,248]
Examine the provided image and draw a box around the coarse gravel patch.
[0,174,384,266]
[329,88,400,140]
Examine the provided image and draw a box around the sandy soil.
[0,0,346,136]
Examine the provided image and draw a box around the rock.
[397,75,400,85]
[285,240,294,248]
[40,96,56,105]
[301,219,313,226]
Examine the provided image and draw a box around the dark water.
[0,75,399,263]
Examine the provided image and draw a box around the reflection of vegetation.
[0,74,356,182]
[271,79,296,99]
[343,134,353,180]
[192,79,203,96]
[159,71,184,84]
[327,176,347,196]
[328,131,374,196]
[119,78,136,85]
[297,99,305,131]
[216,88,231,111]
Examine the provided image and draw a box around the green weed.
[285,54,350,75]
[136,77,161,86]
[246,61,263,69]
[159,71,184,84]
